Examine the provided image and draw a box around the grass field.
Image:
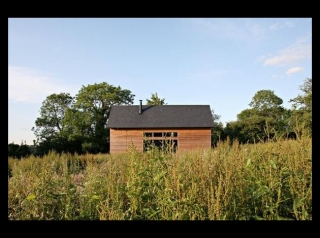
[8,137,312,220]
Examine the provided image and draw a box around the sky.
[8,18,312,145]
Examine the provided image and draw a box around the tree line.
[212,77,311,145]
[8,78,312,158]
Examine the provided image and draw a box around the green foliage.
[146,92,166,105]
[32,82,134,155]
[289,78,312,110]
[225,89,296,144]
[211,110,224,147]
[74,82,134,116]
[71,82,134,153]
[8,137,312,220]
[223,78,312,144]
[8,143,31,159]
[249,89,283,112]
[30,77,312,157]
[8,143,20,158]
[33,93,74,141]
[289,78,312,137]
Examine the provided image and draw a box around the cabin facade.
[107,101,214,153]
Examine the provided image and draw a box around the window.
[143,132,178,137]
[143,139,178,153]
[154,132,163,137]
[164,132,177,137]
[143,132,178,152]
[144,132,152,137]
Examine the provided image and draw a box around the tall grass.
[8,137,312,220]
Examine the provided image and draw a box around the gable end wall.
[110,128,211,153]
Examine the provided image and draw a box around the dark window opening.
[143,139,178,153]
[164,132,178,137]
[143,140,151,152]
[153,139,163,147]
[143,132,178,152]
[144,132,152,137]
[164,140,178,152]
[144,132,178,137]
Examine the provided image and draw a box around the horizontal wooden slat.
[110,128,211,153]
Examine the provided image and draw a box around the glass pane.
[144,132,152,137]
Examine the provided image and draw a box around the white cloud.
[264,52,304,66]
[8,66,77,104]
[261,37,311,66]
[286,67,304,75]
[269,21,294,30]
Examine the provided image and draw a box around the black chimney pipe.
[139,100,142,114]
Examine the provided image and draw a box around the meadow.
[8,137,312,220]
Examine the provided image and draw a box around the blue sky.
[8,18,312,145]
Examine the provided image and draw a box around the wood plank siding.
[110,128,211,153]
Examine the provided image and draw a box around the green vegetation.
[12,77,308,155]
[146,92,166,105]
[8,136,312,220]
[8,77,312,220]
[29,82,135,156]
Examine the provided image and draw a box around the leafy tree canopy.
[146,92,166,105]
[249,90,283,111]
[33,93,74,141]
[289,78,312,111]
[69,82,135,153]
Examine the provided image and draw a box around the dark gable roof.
[107,105,214,128]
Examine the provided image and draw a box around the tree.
[146,92,166,105]
[247,90,289,140]
[289,78,312,110]
[249,89,285,119]
[31,93,75,156]
[249,90,283,111]
[8,143,19,158]
[69,82,135,153]
[211,110,225,146]
[224,121,242,144]
[8,143,31,158]
[32,83,135,155]
[32,93,74,142]
[16,144,31,158]
[289,78,312,137]
[224,90,290,144]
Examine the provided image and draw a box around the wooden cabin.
[107,100,214,153]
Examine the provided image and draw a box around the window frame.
[143,131,178,152]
